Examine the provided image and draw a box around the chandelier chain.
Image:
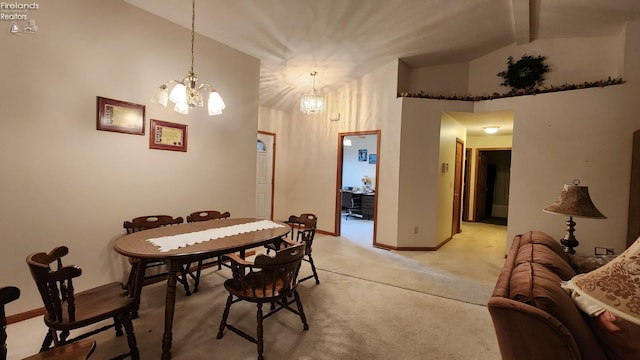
[191,0,195,74]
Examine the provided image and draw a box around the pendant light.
[151,0,225,116]
[299,71,326,114]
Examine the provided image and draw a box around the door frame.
[335,130,381,244]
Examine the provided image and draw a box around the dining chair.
[216,242,309,360]
[26,246,139,359]
[0,286,96,360]
[185,210,231,293]
[266,213,320,284]
[123,215,192,317]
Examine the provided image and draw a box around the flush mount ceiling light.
[300,71,326,114]
[151,0,225,116]
[483,126,500,134]
[343,138,352,146]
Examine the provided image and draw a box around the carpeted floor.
[7,222,505,360]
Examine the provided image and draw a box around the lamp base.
[560,216,578,254]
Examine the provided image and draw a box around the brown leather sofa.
[488,230,609,360]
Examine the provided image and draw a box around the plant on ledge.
[398,77,625,101]
[497,54,550,92]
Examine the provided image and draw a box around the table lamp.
[567,237,640,325]
[543,179,606,254]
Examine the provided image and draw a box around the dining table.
[113,217,290,360]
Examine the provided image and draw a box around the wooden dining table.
[113,217,290,360]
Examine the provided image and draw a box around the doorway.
[473,149,511,225]
[256,131,275,219]
[336,131,380,246]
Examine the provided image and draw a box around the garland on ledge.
[398,77,625,102]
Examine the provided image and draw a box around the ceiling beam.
[512,0,532,44]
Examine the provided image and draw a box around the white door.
[256,133,274,219]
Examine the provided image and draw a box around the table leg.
[161,260,179,360]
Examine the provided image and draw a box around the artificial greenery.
[398,77,625,102]
[497,54,550,91]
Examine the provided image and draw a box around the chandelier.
[300,71,326,114]
[151,0,225,116]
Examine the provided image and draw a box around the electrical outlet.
[594,247,614,255]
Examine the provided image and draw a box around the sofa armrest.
[488,297,582,360]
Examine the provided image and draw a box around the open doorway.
[336,131,380,247]
[473,149,511,225]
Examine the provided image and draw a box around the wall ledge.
[399,77,625,102]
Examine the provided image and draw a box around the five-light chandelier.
[151,0,225,116]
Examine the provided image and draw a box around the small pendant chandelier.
[300,71,326,114]
[151,0,225,116]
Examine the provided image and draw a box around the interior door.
[256,133,274,219]
[452,139,464,235]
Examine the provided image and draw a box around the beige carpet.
[7,223,504,359]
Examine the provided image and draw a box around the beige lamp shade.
[543,182,606,219]
[568,238,640,325]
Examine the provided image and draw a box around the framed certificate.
[96,96,145,135]
[149,119,188,152]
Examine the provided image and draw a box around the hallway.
[340,219,507,285]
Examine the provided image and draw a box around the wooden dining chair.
[0,286,96,360]
[216,242,309,360]
[26,247,139,359]
[185,210,231,292]
[266,213,320,284]
[123,215,193,317]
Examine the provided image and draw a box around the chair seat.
[22,338,96,360]
[44,282,134,330]
[223,276,286,300]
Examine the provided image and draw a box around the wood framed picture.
[96,96,145,135]
[149,119,188,152]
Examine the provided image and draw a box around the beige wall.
[260,60,403,243]
[0,0,260,314]
[260,21,640,256]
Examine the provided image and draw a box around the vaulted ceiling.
[124,0,640,113]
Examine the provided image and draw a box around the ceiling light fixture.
[300,71,326,114]
[483,126,500,134]
[151,0,225,116]
[343,138,352,146]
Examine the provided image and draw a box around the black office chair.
[341,190,362,220]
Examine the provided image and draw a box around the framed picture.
[149,119,188,152]
[96,96,145,135]
[358,149,367,161]
[369,154,377,164]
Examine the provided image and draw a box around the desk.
[341,191,375,219]
[113,218,290,360]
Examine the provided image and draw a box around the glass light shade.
[343,138,352,146]
[208,91,226,116]
[484,126,499,134]
[151,86,169,107]
[300,93,326,114]
[169,83,187,105]
[173,101,190,115]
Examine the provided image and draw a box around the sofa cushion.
[520,230,569,261]
[509,262,608,360]
[515,243,576,280]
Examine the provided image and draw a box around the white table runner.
[147,220,286,252]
